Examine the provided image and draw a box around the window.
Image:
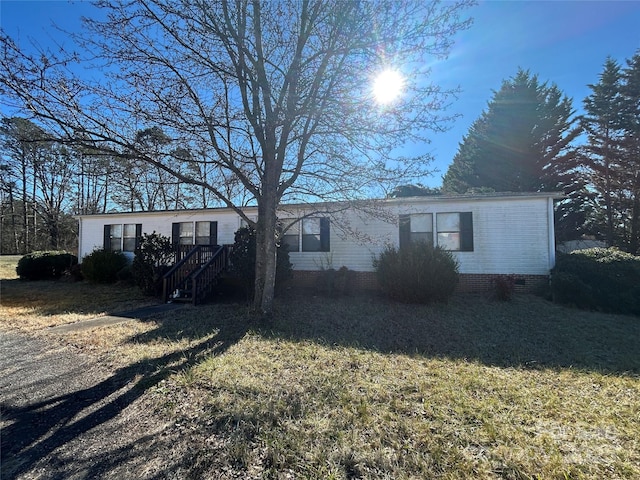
[277,217,330,252]
[103,223,141,252]
[172,221,218,246]
[399,214,432,248]
[123,224,137,252]
[436,213,460,250]
[399,212,473,252]
[410,213,433,244]
[195,221,213,245]
[437,212,473,251]
[279,219,300,252]
[109,224,122,252]
[302,218,330,252]
[239,216,257,229]
[178,222,193,245]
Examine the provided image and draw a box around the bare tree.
[0,117,48,252]
[1,0,473,313]
[74,147,113,215]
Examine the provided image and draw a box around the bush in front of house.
[549,271,594,309]
[16,251,78,280]
[551,247,640,315]
[81,248,128,284]
[132,232,174,296]
[228,226,293,298]
[316,266,355,296]
[492,274,516,301]
[374,242,459,304]
[116,264,134,284]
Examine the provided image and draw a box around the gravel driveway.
[0,330,202,479]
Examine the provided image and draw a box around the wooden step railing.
[162,244,226,304]
[190,245,230,305]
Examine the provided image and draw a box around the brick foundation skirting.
[291,270,549,294]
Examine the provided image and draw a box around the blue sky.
[2,0,640,187]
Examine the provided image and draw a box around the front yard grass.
[1,256,639,479]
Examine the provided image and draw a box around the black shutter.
[103,225,111,251]
[135,224,143,250]
[460,212,474,252]
[172,222,180,245]
[320,217,330,252]
[210,221,218,245]
[399,214,410,249]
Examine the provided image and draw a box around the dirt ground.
[0,330,222,480]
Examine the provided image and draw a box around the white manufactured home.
[76,192,559,301]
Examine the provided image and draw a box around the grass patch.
[181,333,639,479]
[1,256,639,479]
[0,254,155,333]
[0,255,21,279]
[153,296,639,479]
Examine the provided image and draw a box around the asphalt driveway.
[0,330,196,480]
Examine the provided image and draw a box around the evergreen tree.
[619,51,640,253]
[580,52,640,253]
[443,69,581,197]
[581,57,625,247]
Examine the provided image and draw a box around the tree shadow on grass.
[261,293,640,376]
[0,307,251,479]
[0,278,155,318]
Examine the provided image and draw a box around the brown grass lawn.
[1,255,639,479]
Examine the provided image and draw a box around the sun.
[372,69,404,105]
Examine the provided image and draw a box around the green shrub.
[228,227,293,298]
[492,274,516,301]
[132,232,174,296]
[551,248,640,315]
[81,249,128,284]
[550,271,594,309]
[16,251,78,280]
[316,266,355,296]
[373,242,459,304]
[117,264,134,284]
[67,263,84,282]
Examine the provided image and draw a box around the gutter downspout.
[548,197,556,270]
[77,217,82,260]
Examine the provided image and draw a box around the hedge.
[551,247,640,315]
[16,251,78,281]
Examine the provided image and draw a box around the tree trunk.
[604,141,615,247]
[8,187,19,254]
[253,193,278,316]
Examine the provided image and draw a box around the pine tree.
[581,58,626,247]
[442,69,581,196]
[620,51,640,253]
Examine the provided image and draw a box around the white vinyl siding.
[78,195,556,275]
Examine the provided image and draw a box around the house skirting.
[290,270,549,294]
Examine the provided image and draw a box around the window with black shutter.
[172,221,217,245]
[104,223,142,252]
[399,212,472,252]
[280,217,329,252]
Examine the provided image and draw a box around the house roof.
[75,191,562,219]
